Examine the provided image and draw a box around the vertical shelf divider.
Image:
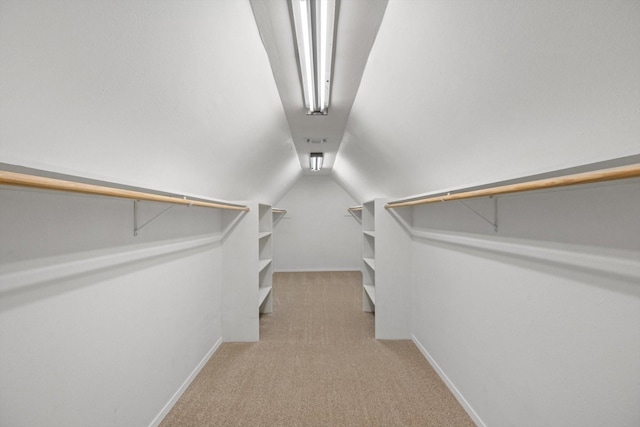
[258,204,273,315]
[362,198,412,339]
[362,200,376,312]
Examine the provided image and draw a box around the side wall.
[273,175,361,272]
[410,179,640,427]
[0,186,224,427]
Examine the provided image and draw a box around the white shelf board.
[258,286,272,307]
[258,258,272,273]
[363,284,376,305]
[259,231,272,239]
[363,257,376,270]
[363,230,375,238]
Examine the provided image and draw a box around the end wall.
[273,175,361,272]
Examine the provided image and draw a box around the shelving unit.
[362,200,376,312]
[361,198,412,339]
[222,201,274,342]
[258,204,273,313]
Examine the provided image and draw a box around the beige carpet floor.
[160,271,475,426]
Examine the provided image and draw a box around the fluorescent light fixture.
[290,0,336,115]
[309,152,324,171]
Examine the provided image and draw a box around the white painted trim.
[411,335,486,427]
[273,267,360,273]
[0,234,222,292]
[412,228,640,282]
[386,154,640,206]
[148,337,223,427]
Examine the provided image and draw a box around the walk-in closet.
[1,1,638,426]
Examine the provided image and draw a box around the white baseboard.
[148,337,223,427]
[273,268,360,273]
[411,335,486,427]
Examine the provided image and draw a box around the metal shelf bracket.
[134,200,178,236]
[457,196,498,232]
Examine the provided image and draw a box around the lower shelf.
[363,257,376,270]
[259,258,272,273]
[363,284,376,305]
[258,286,272,307]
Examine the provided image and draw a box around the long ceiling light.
[309,152,324,171]
[290,0,336,115]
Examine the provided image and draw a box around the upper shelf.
[0,170,249,211]
[363,257,376,270]
[386,164,640,209]
[259,258,272,273]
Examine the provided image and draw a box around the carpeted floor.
[160,271,475,426]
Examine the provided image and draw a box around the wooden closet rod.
[347,206,363,212]
[385,163,640,209]
[272,208,287,214]
[0,170,249,211]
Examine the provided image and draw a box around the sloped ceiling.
[1,1,638,206]
[251,0,387,176]
[333,0,640,202]
[0,0,300,204]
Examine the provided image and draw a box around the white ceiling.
[250,0,388,175]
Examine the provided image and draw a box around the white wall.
[409,179,640,427]
[273,175,361,272]
[0,186,226,426]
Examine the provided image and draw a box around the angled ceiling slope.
[334,0,640,202]
[0,0,300,205]
[250,0,388,175]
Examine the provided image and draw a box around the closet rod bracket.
[457,196,498,232]
[133,200,176,236]
[347,210,362,223]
